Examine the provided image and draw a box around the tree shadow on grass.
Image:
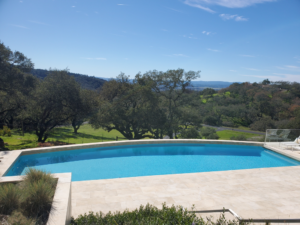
[48,128,126,142]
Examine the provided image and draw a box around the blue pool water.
[5,144,300,181]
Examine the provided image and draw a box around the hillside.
[31,69,106,90]
[189,81,236,90]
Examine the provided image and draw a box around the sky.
[0,0,300,82]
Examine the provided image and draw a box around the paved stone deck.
[71,166,300,220]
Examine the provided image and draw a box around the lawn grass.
[1,124,264,150]
[1,124,126,150]
[217,130,263,140]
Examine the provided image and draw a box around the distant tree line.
[197,81,300,131]
[1,42,299,144]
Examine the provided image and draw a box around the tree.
[262,79,270,85]
[250,117,275,132]
[143,69,201,138]
[0,42,36,128]
[90,73,161,140]
[70,89,99,134]
[24,69,81,142]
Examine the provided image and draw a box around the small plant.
[230,135,247,141]
[0,183,20,214]
[71,203,205,225]
[6,211,34,225]
[206,133,220,139]
[0,130,3,136]
[22,179,55,218]
[23,168,55,187]
[1,126,12,136]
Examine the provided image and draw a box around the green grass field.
[1,124,126,150]
[1,124,264,150]
[216,130,263,140]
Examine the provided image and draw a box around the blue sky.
[0,0,300,82]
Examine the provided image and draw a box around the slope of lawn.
[1,124,126,150]
[217,130,263,141]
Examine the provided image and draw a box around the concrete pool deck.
[71,166,300,219]
[1,140,300,222]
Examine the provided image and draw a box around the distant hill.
[31,69,235,91]
[189,81,236,91]
[31,69,106,90]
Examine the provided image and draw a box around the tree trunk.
[168,130,173,139]
[73,125,80,134]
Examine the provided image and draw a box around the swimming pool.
[5,144,300,181]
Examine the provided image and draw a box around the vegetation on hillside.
[0,41,299,147]
[31,68,106,90]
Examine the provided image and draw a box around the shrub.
[0,130,3,136]
[22,179,55,219]
[206,133,220,139]
[201,127,217,138]
[23,168,55,187]
[180,128,202,139]
[71,203,205,225]
[7,130,12,137]
[250,117,275,132]
[222,121,238,128]
[6,211,34,225]
[230,135,247,141]
[2,126,11,136]
[0,183,20,214]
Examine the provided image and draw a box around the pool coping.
[0,173,72,225]
[1,139,266,177]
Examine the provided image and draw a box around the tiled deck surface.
[71,166,300,220]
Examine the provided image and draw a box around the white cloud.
[207,48,219,52]
[220,14,248,21]
[202,31,211,35]
[165,54,189,57]
[166,7,183,13]
[242,73,300,82]
[173,54,188,57]
[184,0,275,12]
[183,1,215,13]
[161,29,168,32]
[83,57,107,60]
[10,24,28,29]
[72,6,75,7]
[244,68,260,71]
[240,54,255,57]
[277,65,300,72]
[117,4,125,6]
[294,56,300,63]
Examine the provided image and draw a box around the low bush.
[201,127,217,138]
[0,168,57,225]
[71,203,245,225]
[71,203,205,225]
[0,126,12,136]
[23,168,55,187]
[180,128,202,139]
[206,133,220,139]
[22,180,55,219]
[230,135,247,141]
[0,183,20,214]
